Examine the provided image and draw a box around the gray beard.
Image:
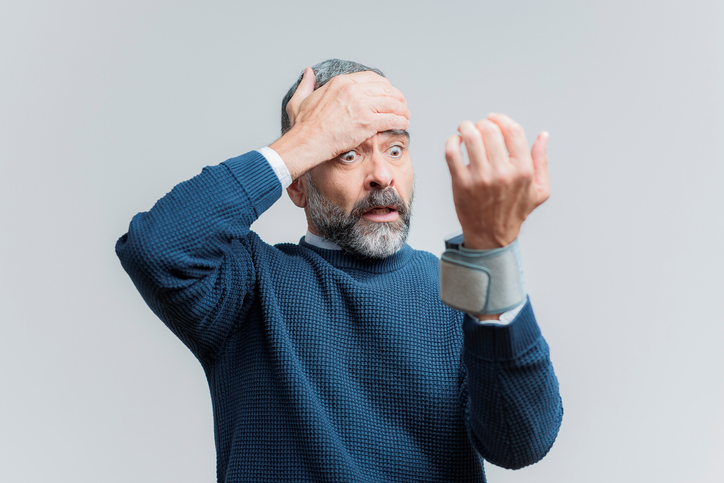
[305,175,413,259]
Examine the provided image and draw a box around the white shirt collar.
[304,230,342,250]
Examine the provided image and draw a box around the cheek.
[316,172,368,211]
[399,164,415,200]
[334,177,368,209]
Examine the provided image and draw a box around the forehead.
[358,130,410,148]
[380,129,409,140]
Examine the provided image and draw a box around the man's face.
[302,130,415,258]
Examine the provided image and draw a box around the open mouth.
[365,206,396,215]
[362,205,399,221]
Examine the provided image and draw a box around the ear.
[287,177,307,208]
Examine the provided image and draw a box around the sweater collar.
[299,234,413,273]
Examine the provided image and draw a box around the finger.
[531,131,551,201]
[297,67,316,99]
[286,67,316,122]
[487,113,531,165]
[459,120,489,175]
[370,96,410,120]
[371,113,410,134]
[444,135,467,181]
[475,119,508,167]
[359,82,407,104]
[346,70,387,84]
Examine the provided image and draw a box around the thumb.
[297,67,316,100]
[287,67,316,126]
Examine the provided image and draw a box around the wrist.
[477,313,501,320]
[461,232,515,250]
[270,125,328,179]
[440,235,527,315]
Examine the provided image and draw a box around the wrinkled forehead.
[358,130,409,147]
[381,129,410,141]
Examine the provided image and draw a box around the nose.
[364,153,394,190]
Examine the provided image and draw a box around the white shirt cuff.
[468,301,525,326]
[257,146,292,189]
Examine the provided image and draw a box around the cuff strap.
[439,236,526,315]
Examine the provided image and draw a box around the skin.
[272,68,550,321]
[271,68,411,180]
[446,116,550,251]
[286,130,414,234]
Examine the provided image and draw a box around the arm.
[444,114,562,465]
[461,302,562,469]
[116,69,410,361]
[115,152,281,361]
[445,113,550,322]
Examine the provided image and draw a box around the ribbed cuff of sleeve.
[257,146,292,189]
[462,297,542,361]
[223,151,282,217]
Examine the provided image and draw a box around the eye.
[339,150,359,163]
[387,145,403,158]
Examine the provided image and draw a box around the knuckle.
[461,126,482,143]
[341,82,357,97]
[471,171,492,187]
[352,97,367,113]
[517,166,534,181]
[491,170,514,186]
[502,121,523,138]
[455,175,473,190]
[329,76,345,87]
[478,120,501,137]
[458,120,475,133]
[360,71,380,81]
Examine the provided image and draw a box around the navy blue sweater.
[116,151,562,482]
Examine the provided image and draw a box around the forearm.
[462,300,562,469]
[115,152,281,356]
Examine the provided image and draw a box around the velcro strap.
[439,239,526,315]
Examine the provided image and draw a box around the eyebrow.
[380,129,410,141]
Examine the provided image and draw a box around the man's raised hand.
[444,113,550,250]
[271,68,410,179]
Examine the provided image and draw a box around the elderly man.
[116,59,562,483]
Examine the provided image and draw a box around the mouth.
[362,205,399,222]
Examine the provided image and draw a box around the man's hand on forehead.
[271,68,410,179]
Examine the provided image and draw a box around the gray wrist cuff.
[439,236,526,315]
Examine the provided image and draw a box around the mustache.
[349,188,409,219]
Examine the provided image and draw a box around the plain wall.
[2,1,723,481]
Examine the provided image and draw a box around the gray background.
[2,1,723,482]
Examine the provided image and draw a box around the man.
[116,59,562,482]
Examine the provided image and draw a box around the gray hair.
[281,59,385,135]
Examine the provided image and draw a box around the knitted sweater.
[116,151,562,482]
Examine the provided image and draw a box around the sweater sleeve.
[115,151,281,362]
[460,298,563,469]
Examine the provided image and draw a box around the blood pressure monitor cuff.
[439,235,526,315]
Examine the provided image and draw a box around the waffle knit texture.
[116,151,563,482]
